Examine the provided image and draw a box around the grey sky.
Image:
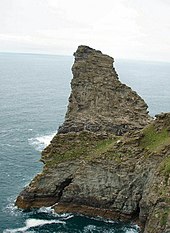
[0,0,170,61]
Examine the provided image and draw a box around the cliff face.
[58,45,151,135]
[16,46,170,233]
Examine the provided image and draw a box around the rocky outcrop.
[16,46,170,233]
[58,45,151,135]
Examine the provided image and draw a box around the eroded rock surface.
[58,45,151,135]
[16,46,170,233]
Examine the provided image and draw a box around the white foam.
[128,227,140,233]
[28,132,56,151]
[3,218,65,233]
[83,225,97,233]
[86,215,116,224]
[37,206,55,214]
[61,214,74,220]
[3,199,22,217]
[125,230,138,233]
[37,208,74,220]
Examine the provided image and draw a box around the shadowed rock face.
[58,45,151,135]
[16,46,170,233]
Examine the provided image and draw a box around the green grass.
[85,138,118,162]
[140,124,170,152]
[160,157,170,177]
[45,132,118,167]
[163,157,170,176]
[92,139,114,154]
[160,209,169,226]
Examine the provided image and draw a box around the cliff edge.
[58,45,151,135]
[16,46,170,233]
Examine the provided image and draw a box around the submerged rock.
[16,46,170,233]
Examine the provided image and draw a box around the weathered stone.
[58,45,151,135]
[16,46,170,233]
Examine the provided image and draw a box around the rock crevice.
[58,45,151,135]
[16,46,170,233]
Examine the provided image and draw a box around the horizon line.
[0,50,169,64]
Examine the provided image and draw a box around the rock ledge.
[58,45,151,135]
[16,46,170,233]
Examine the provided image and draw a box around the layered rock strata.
[58,45,151,135]
[16,46,170,233]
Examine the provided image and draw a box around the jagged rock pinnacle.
[15,46,170,233]
[58,45,151,135]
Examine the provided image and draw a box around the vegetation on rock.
[140,123,170,152]
[16,46,170,233]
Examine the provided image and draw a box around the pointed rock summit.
[16,46,170,233]
[58,45,151,135]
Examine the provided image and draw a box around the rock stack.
[58,45,151,135]
[16,46,170,233]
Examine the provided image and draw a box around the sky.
[0,0,170,61]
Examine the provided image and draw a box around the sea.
[0,52,169,233]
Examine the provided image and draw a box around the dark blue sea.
[0,52,169,233]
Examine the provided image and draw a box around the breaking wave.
[3,218,65,233]
[28,132,56,151]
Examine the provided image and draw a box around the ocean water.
[0,52,169,233]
